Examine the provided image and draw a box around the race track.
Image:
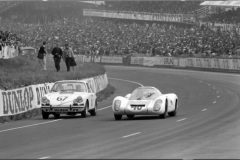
[1,65,240,159]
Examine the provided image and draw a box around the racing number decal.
[131,106,144,110]
[57,96,68,101]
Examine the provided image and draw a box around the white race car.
[112,86,178,120]
[41,80,97,119]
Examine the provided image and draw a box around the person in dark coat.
[63,43,75,72]
[37,41,47,71]
[51,43,63,72]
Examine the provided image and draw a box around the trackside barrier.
[0,73,108,117]
[45,55,240,71]
[46,55,240,71]
[129,57,240,71]
[101,56,123,63]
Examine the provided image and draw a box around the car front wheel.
[53,113,60,119]
[89,101,97,116]
[42,110,49,119]
[81,102,88,118]
[114,115,122,120]
[159,100,168,119]
[169,99,177,117]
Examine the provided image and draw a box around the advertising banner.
[93,73,108,93]
[0,86,35,116]
[163,57,174,65]
[173,58,179,66]
[33,83,54,108]
[179,58,186,67]
[154,57,164,65]
[101,56,123,63]
[84,56,92,62]
[186,58,194,67]
[219,59,229,69]
[94,56,101,63]
[131,57,144,65]
[75,55,85,63]
[210,58,220,68]
[203,58,211,68]
[143,57,155,66]
[231,59,240,70]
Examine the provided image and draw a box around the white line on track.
[109,77,143,87]
[97,106,111,111]
[177,118,187,122]
[0,119,62,133]
[202,109,207,111]
[213,101,216,104]
[38,156,50,159]
[122,132,141,138]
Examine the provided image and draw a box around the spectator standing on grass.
[63,43,76,72]
[37,41,47,71]
[51,43,63,72]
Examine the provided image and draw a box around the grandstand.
[0,1,239,58]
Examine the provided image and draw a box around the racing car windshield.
[51,82,87,92]
[129,88,159,100]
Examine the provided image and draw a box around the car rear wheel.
[114,115,122,120]
[89,100,97,116]
[169,99,177,117]
[82,102,89,118]
[159,100,168,119]
[53,113,60,119]
[127,115,134,119]
[42,110,49,119]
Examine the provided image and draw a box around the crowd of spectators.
[202,8,240,24]
[1,17,239,58]
[1,1,240,58]
[0,29,20,51]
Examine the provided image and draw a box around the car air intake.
[130,105,145,107]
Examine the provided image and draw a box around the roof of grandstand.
[200,0,240,7]
[81,1,105,5]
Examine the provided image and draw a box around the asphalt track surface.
[1,65,240,159]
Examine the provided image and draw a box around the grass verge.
[0,55,106,90]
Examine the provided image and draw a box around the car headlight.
[153,99,162,111]
[42,96,50,104]
[114,100,121,111]
[73,96,83,104]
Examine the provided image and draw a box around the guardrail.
[47,55,240,71]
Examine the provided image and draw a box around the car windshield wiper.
[146,93,155,98]
[137,93,154,100]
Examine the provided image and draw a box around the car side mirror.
[125,94,131,99]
